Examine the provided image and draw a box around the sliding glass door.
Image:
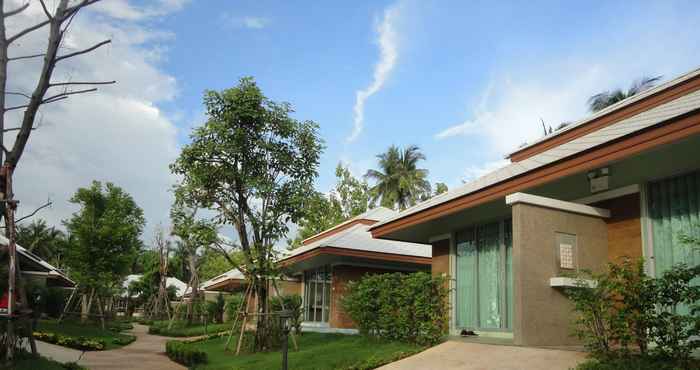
[303,266,331,323]
[456,219,513,331]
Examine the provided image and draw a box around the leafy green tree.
[63,181,145,322]
[289,164,374,248]
[434,182,448,195]
[170,191,218,324]
[588,76,661,112]
[199,249,234,281]
[16,219,68,269]
[171,77,323,350]
[365,145,431,210]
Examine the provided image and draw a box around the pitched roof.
[122,274,188,297]
[371,68,700,232]
[200,268,245,290]
[301,206,397,245]
[284,222,431,261]
[0,234,74,286]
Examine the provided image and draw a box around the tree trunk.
[254,279,270,351]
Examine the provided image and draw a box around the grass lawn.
[13,353,85,370]
[36,319,136,350]
[149,320,232,337]
[182,332,426,370]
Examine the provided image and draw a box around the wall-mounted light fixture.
[587,167,610,193]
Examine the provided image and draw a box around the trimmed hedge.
[342,272,449,346]
[33,331,107,351]
[165,340,207,366]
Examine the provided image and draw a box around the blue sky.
[156,0,700,191]
[8,0,700,240]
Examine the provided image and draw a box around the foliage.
[588,76,662,112]
[343,272,449,345]
[180,331,426,370]
[63,181,145,290]
[270,294,303,335]
[365,145,431,210]
[433,182,448,196]
[16,219,69,269]
[171,77,324,350]
[225,293,245,322]
[565,259,700,368]
[36,319,135,350]
[289,164,375,249]
[575,356,697,370]
[33,331,107,351]
[166,340,208,366]
[148,320,231,337]
[206,293,226,323]
[13,351,88,370]
[199,249,237,281]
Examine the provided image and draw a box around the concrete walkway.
[378,340,587,370]
[37,324,185,370]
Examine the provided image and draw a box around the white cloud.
[347,3,401,142]
[220,14,270,29]
[462,159,510,183]
[92,0,189,21]
[5,0,184,241]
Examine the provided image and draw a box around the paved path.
[378,340,587,370]
[37,324,185,370]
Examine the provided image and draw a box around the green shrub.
[165,340,207,366]
[342,272,449,346]
[33,331,108,351]
[565,259,700,368]
[225,293,245,322]
[111,336,136,346]
[271,294,303,335]
[575,357,690,370]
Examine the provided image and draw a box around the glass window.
[303,265,332,323]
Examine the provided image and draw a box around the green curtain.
[456,228,477,328]
[505,219,513,330]
[648,171,700,314]
[649,171,700,273]
[477,222,501,329]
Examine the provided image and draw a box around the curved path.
[37,324,185,370]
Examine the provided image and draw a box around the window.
[303,266,331,323]
[555,232,577,272]
[456,219,513,331]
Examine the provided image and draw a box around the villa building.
[279,207,431,333]
[369,67,700,346]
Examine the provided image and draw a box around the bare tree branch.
[11,201,52,225]
[5,92,31,99]
[55,39,111,62]
[8,53,45,62]
[6,19,51,44]
[50,80,116,87]
[4,95,70,112]
[42,87,97,103]
[38,0,53,20]
[4,2,30,18]
[62,0,102,21]
[3,127,36,133]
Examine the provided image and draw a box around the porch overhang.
[279,247,431,275]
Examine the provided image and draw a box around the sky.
[5,0,700,244]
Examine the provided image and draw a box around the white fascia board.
[506,192,611,218]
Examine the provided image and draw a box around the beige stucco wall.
[512,203,608,346]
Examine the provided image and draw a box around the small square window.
[555,233,577,272]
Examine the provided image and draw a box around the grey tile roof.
[200,268,245,290]
[284,223,431,260]
[300,206,397,244]
[371,72,700,231]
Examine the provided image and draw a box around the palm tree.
[588,76,662,112]
[365,145,431,210]
[16,219,68,267]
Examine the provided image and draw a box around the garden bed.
[172,332,427,370]
[148,320,232,337]
[35,319,136,350]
